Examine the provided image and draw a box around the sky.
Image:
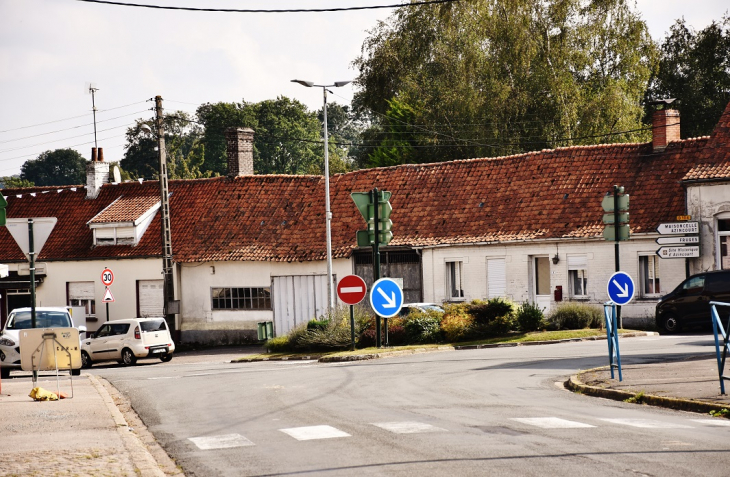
[1,0,728,177]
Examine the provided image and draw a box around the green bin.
[257,321,274,340]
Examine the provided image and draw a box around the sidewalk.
[568,355,730,414]
[0,373,176,477]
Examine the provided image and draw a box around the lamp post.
[291,79,351,313]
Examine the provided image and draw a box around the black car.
[655,270,730,333]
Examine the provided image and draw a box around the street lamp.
[291,79,351,314]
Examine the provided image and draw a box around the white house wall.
[686,182,730,271]
[419,237,687,324]
[178,258,353,344]
[11,258,163,332]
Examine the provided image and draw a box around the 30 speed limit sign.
[101,268,114,286]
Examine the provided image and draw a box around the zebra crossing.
[188,417,729,450]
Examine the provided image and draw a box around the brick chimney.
[86,147,109,199]
[225,128,255,177]
[652,108,680,152]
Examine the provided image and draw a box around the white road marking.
[279,425,351,441]
[600,418,693,429]
[188,433,255,450]
[690,419,730,427]
[511,417,595,429]
[372,421,447,434]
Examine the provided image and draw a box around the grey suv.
[655,270,730,333]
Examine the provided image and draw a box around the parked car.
[0,307,87,379]
[81,317,175,368]
[655,270,730,333]
[399,303,445,316]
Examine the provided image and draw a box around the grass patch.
[624,391,646,404]
[235,329,634,361]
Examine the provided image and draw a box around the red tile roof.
[1,105,729,264]
[684,101,730,181]
[88,194,160,224]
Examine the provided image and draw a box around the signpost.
[607,271,635,306]
[656,246,700,259]
[101,268,114,321]
[370,278,404,318]
[655,219,700,278]
[337,275,367,351]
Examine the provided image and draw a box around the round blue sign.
[607,271,635,305]
[369,278,404,318]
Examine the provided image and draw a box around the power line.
[0,135,128,164]
[0,100,149,134]
[0,124,132,154]
[76,0,459,13]
[0,110,150,144]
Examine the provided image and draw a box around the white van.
[81,317,175,367]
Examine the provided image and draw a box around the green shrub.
[264,335,290,353]
[516,301,545,332]
[468,298,515,325]
[307,318,330,332]
[403,310,443,343]
[484,313,515,335]
[440,309,475,342]
[547,302,604,330]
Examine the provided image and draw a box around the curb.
[565,367,730,416]
[88,374,167,477]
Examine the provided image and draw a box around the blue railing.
[709,301,730,395]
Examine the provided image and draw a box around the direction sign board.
[655,236,699,245]
[656,246,700,259]
[369,278,404,318]
[102,287,115,303]
[337,275,367,305]
[607,271,635,306]
[656,221,699,235]
[101,268,114,286]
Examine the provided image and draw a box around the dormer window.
[87,195,161,246]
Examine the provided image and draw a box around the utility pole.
[154,96,176,339]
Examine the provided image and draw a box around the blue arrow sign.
[607,271,635,306]
[369,278,404,318]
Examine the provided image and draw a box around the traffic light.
[0,193,6,226]
[602,186,629,241]
[377,190,393,245]
[351,189,393,247]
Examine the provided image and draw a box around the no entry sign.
[337,275,367,305]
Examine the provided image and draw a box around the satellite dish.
[112,166,122,184]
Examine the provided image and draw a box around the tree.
[0,176,34,188]
[20,149,87,186]
[645,17,730,138]
[353,0,657,164]
[197,97,342,176]
[121,112,209,180]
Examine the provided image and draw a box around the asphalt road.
[92,335,730,476]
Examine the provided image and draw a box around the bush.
[264,335,290,353]
[547,302,604,330]
[403,310,443,343]
[468,298,515,325]
[440,309,475,342]
[516,301,545,332]
[484,313,515,335]
[307,318,330,332]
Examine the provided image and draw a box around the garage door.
[272,275,329,336]
[138,280,164,317]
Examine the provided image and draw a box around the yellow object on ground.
[29,387,59,401]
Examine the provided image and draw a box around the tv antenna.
[86,82,99,150]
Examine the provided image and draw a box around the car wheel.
[160,354,173,362]
[661,314,681,334]
[121,348,137,366]
[70,368,81,376]
[81,351,93,369]
[0,367,9,380]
